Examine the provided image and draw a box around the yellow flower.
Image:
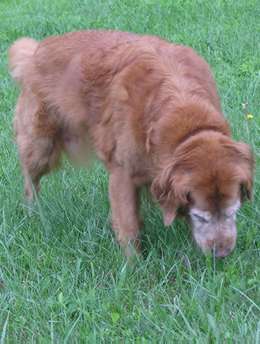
[246,113,254,120]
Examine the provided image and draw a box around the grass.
[0,0,260,342]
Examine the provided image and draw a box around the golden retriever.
[9,30,254,257]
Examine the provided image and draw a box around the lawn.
[0,0,259,342]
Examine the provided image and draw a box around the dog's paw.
[122,239,143,264]
[23,200,36,217]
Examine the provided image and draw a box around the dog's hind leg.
[17,134,61,202]
[14,93,62,202]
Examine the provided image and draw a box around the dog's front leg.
[109,167,141,257]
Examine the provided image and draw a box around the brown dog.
[9,30,254,257]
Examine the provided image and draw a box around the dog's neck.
[149,99,231,155]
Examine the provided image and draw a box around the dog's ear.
[224,141,254,201]
[237,143,254,201]
[151,164,191,226]
[161,206,177,227]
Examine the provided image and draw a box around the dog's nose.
[214,247,232,258]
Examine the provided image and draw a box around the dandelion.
[246,113,254,120]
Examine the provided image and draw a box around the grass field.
[0,0,260,342]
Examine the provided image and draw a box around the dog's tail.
[9,38,39,85]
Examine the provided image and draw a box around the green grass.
[0,0,260,342]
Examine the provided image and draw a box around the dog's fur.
[9,30,254,257]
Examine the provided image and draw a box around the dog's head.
[151,133,254,257]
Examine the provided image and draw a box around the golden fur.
[9,30,254,256]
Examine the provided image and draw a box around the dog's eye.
[191,213,209,223]
[224,210,236,219]
[224,202,240,219]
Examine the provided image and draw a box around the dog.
[9,30,254,257]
